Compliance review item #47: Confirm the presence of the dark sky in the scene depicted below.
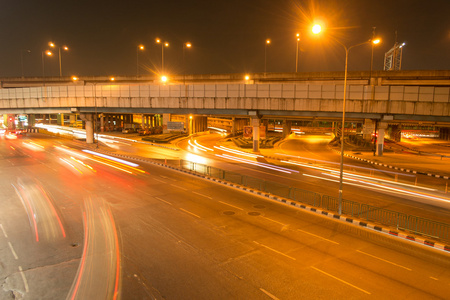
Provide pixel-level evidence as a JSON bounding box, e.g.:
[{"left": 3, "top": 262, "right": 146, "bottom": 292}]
[{"left": 0, "top": 0, "right": 449, "bottom": 77}]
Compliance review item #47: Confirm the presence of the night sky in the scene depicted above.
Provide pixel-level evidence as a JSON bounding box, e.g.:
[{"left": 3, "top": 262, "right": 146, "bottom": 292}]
[{"left": 1, "top": 0, "right": 449, "bottom": 78}]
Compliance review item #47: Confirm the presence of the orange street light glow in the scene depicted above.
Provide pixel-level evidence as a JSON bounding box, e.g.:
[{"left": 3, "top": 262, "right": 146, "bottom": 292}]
[{"left": 312, "top": 24, "right": 322, "bottom": 34}]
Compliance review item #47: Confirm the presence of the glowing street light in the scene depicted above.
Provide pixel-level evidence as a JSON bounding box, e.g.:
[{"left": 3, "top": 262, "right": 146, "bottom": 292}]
[
  {"left": 49, "top": 42, "right": 69, "bottom": 77},
  {"left": 156, "top": 38, "right": 169, "bottom": 73},
  {"left": 137, "top": 44, "right": 145, "bottom": 77},
  {"left": 312, "top": 24, "right": 381, "bottom": 214},
  {"left": 264, "top": 39, "right": 271, "bottom": 75},
  {"left": 312, "top": 24, "right": 322, "bottom": 35}
]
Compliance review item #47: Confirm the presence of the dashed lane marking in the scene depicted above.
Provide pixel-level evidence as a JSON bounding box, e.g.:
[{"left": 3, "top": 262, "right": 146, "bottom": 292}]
[
  {"left": 8, "top": 242, "right": 18, "bottom": 260},
  {"left": 261, "top": 216, "right": 287, "bottom": 227},
  {"left": 356, "top": 250, "right": 412, "bottom": 271},
  {"left": 312, "top": 266, "right": 371, "bottom": 295},
  {"left": 179, "top": 208, "right": 201, "bottom": 219},
  {"left": 192, "top": 191, "right": 213, "bottom": 199},
  {"left": 260, "top": 288, "right": 280, "bottom": 300},
  {"left": 253, "top": 241, "right": 296, "bottom": 261},
  {"left": 0, "top": 224, "right": 8, "bottom": 238},
  {"left": 154, "top": 196, "right": 173, "bottom": 206},
  {"left": 18, "top": 266, "right": 29, "bottom": 293},
  {"left": 170, "top": 184, "right": 188, "bottom": 191},
  {"left": 296, "top": 229, "right": 339, "bottom": 245}
]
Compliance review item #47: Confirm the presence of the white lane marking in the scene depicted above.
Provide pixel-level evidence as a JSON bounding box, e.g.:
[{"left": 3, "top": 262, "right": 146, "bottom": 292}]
[
  {"left": 253, "top": 241, "right": 296, "bottom": 261},
  {"left": 0, "top": 224, "right": 8, "bottom": 238},
  {"left": 170, "top": 184, "right": 188, "bottom": 191},
  {"left": 356, "top": 250, "right": 411, "bottom": 271},
  {"left": 261, "top": 216, "right": 287, "bottom": 227},
  {"left": 218, "top": 201, "right": 244, "bottom": 211},
  {"left": 18, "top": 266, "right": 29, "bottom": 292},
  {"left": 297, "top": 229, "right": 339, "bottom": 245},
  {"left": 8, "top": 242, "right": 18, "bottom": 260},
  {"left": 312, "top": 266, "right": 371, "bottom": 295},
  {"left": 154, "top": 197, "right": 172, "bottom": 205},
  {"left": 152, "top": 178, "right": 167, "bottom": 184},
  {"left": 260, "top": 288, "right": 280, "bottom": 300},
  {"left": 179, "top": 208, "right": 201, "bottom": 219},
  {"left": 192, "top": 191, "right": 212, "bottom": 199}
]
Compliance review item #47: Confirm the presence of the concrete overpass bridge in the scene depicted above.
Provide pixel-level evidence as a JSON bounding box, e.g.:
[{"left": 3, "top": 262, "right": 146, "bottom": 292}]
[{"left": 1, "top": 70, "right": 449, "bottom": 154}]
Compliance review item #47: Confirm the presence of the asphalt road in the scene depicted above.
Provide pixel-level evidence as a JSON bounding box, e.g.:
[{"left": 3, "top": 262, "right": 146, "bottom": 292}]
[{"left": 1, "top": 134, "right": 450, "bottom": 299}]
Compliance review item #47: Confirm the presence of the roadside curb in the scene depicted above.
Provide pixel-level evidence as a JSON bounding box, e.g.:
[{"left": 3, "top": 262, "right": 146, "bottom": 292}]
[{"left": 91, "top": 148, "right": 450, "bottom": 254}]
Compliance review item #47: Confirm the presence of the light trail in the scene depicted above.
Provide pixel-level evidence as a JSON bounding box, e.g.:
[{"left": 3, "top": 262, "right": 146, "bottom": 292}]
[
  {"left": 216, "top": 154, "right": 299, "bottom": 174},
  {"left": 82, "top": 150, "right": 140, "bottom": 167},
  {"left": 214, "top": 145, "right": 263, "bottom": 158}
]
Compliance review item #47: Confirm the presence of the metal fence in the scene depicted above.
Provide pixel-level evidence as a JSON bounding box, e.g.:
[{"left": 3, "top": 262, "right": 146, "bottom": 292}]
[{"left": 180, "top": 160, "right": 450, "bottom": 244}]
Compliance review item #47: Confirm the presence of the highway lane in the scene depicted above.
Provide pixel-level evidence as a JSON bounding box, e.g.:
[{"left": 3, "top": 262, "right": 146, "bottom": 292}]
[
  {"left": 1, "top": 134, "right": 450, "bottom": 299},
  {"left": 175, "top": 134, "right": 450, "bottom": 224}
]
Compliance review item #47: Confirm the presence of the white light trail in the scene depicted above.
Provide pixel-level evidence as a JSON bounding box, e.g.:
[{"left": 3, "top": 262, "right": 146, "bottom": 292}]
[{"left": 216, "top": 154, "right": 298, "bottom": 174}]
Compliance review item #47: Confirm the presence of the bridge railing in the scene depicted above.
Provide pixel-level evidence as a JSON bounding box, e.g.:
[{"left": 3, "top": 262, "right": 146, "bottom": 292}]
[{"left": 180, "top": 160, "right": 450, "bottom": 244}]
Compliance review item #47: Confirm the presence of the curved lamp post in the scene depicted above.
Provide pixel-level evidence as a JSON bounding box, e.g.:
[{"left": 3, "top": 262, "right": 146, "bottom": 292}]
[
  {"left": 49, "top": 42, "right": 69, "bottom": 77},
  {"left": 137, "top": 44, "right": 145, "bottom": 77},
  {"left": 313, "top": 24, "right": 380, "bottom": 214},
  {"left": 264, "top": 39, "right": 271, "bottom": 75},
  {"left": 155, "top": 38, "right": 169, "bottom": 74}
]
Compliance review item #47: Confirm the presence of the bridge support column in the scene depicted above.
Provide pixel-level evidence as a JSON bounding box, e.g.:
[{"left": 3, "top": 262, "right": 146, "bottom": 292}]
[
  {"left": 163, "top": 114, "right": 171, "bottom": 133},
  {"left": 363, "top": 119, "right": 375, "bottom": 141},
  {"left": 282, "top": 120, "right": 291, "bottom": 138},
  {"left": 439, "top": 128, "right": 450, "bottom": 141},
  {"left": 27, "top": 114, "right": 35, "bottom": 127},
  {"left": 390, "top": 124, "right": 402, "bottom": 142},
  {"left": 375, "top": 121, "right": 388, "bottom": 156},
  {"left": 80, "top": 114, "right": 94, "bottom": 144},
  {"left": 100, "top": 114, "right": 104, "bottom": 132},
  {"left": 252, "top": 118, "right": 260, "bottom": 152},
  {"left": 57, "top": 114, "right": 64, "bottom": 126}
]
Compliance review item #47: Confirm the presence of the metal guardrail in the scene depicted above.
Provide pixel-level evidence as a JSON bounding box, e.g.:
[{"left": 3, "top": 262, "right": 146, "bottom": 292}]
[{"left": 180, "top": 160, "right": 450, "bottom": 243}]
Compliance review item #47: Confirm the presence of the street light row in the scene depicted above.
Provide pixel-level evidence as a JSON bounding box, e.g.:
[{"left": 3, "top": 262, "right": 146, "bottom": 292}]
[{"left": 137, "top": 38, "right": 192, "bottom": 77}]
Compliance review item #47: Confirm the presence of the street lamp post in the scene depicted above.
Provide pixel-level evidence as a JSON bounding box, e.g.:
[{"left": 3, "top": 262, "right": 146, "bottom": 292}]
[
  {"left": 156, "top": 38, "right": 169, "bottom": 74},
  {"left": 20, "top": 49, "right": 31, "bottom": 78},
  {"left": 183, "top": 42, "right": 192, "bottom": 85},
  {"left": 264, "top": 39, "right": 271, "bottom": 75},
  {"left": 295, "top": 33, "right": 300, "bottom": 72},
  {"left": 41, "top": 50, "right": 53, "bottom": 79},
  {"left": 137, "top": 44, "right": 145, "bottom": 77},
  {"left": 312, "top": 24, "right": 380, "bottom": 214},
  {"left": 49, "top": 42, "right": 69, "bottom": 77}
]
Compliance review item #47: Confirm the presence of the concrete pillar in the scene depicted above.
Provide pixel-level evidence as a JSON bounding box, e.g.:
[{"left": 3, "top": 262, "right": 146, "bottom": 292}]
[
  {"left": 363, "top": 119, "right": 376, "bottom": 141},
  {"left": 252, "top": 118, "right": 260, "bottom": 152},
  {"left": 390, "top": 124, "right": 402, "bottom": 142},
  {"left": 100, "top": 114, "right": 105, "bottom": 132},
  {"left": 28, "top": 115, "right": 36, "bottom": 127},
  {"left": 282, "top": 120, "right": 291, "bottom": 138},
  {"left": 376, "top": 121, "right": 388, "bottom": 156},
  {"left": 80, "top": 114, "right": 94, "bottom": 144},
  {"left": 57, "top": 114, "right": 64, "bottom": 126},
  {"left": 69, "top": 114, "right": 77, "bottom": 126},
  {"left": 163, "top": 114, "right": 171, "bottom": 133}
]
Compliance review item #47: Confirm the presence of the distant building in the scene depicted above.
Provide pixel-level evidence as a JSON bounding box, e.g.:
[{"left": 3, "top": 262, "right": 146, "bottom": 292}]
[{"left": 384, "top": 42, "right": 406, "bottom": 71}]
